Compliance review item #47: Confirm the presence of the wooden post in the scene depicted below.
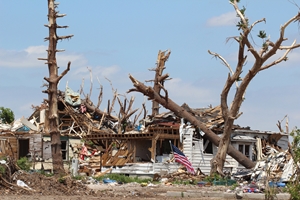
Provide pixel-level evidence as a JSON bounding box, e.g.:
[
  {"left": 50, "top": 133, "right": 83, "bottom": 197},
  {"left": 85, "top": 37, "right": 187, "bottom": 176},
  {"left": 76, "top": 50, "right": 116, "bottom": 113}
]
[
  {"left": 148, "top": 134, "right": 159, "bottom": 162},
  {"left": 132, "top": 140, "right": 136, "bottom": 163},
  {"left": 99, "top": 152, "right": 102, "bottom": 172}
]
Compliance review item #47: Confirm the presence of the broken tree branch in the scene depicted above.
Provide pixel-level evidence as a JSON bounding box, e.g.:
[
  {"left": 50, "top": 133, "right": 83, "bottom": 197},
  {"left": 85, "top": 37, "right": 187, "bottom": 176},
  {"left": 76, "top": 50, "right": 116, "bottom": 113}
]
[
  {"left": 128, "top": 74, "right": 255, "bottom": 169},
  {"left": 96, "top": 77, "right": 103, "bottom": 109}
]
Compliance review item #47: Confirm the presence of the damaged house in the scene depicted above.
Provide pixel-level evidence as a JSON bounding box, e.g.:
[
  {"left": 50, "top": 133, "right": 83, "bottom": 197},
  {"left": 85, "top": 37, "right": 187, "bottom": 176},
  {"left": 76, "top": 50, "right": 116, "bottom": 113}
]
[
  {"left": 5, "top": 86, "right": 287, "bottom": 178},
  {"left": 0, "top": 64, "right": 290, "bottom": 178},
  {"left": 0, "top": 117, "right": 42, "bottom": 165}
]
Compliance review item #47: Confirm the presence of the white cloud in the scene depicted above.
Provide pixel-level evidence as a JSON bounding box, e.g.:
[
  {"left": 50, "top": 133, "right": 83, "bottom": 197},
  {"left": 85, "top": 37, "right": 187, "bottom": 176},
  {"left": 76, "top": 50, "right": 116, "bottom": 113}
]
[
  {"left": 93, "top": 65, "right": 120, "bottom": 78},
  {"left": 0, "top": 46, "right": 87, "bottom": 68},
  {"left": 25, "top": 46, "right": 47, "bottom": 54},
  {"left": 56, "top": 53, "right": 87, "bottom": 68},
  {"left": 207, "top": 11, "right": 236, "bottom": 27},
  {"left": 164, "top": 78, "right": 217, "bottom": 107},
  {"left": 71, "top": 65, "right": 121, "bottom": 80}
]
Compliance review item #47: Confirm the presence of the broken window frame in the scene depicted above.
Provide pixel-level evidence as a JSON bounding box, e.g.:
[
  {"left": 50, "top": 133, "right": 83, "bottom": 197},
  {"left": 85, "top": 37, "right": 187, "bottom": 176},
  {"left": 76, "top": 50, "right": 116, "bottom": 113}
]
[
  {"left": 202, "top": 137, "right": 213, "bottom": 154},
  {"left": 61, "top": 140, "right": 68, "bottom": 161},
  {"left": 237, "top": 143, "right": 251, "bottom": 159}
]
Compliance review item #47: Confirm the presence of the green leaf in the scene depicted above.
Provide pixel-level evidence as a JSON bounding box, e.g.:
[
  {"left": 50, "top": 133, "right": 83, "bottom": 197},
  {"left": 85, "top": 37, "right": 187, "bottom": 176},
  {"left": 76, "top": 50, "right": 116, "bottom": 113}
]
[{"left": 257, "top": 30, "right": 267, "bottom": 39}]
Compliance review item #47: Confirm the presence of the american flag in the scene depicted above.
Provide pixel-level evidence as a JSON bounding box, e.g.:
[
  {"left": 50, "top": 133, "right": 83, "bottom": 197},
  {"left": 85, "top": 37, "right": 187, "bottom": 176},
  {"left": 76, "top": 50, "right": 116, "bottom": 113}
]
[{"left": 171, "top": 144, "right": 195, "bottom": 174}]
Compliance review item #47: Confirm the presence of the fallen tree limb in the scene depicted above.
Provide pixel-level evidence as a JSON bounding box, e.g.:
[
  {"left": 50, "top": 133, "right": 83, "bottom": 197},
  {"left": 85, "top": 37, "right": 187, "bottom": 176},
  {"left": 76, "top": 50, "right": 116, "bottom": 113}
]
[{"left": 128, "top": 74, "right": 255, "bottom": 169}]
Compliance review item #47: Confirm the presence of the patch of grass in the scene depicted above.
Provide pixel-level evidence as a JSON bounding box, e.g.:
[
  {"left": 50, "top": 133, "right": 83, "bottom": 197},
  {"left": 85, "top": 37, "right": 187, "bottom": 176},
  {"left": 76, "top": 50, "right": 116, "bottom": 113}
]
[
  {"left": 172, "top": 178, "right": 196, "bottom": 185},
  {"left": 212, "top": 173, "right": 222, "bottom": 181},
  {"left": 38, "top": 170, "right": 54, "bottom": 177},
  {"left": 265, "top": 185, "right": 278, "bottom": 200},
  {"left": 230, "top": 183, "right": 239, "bottom": 190},
  {"left": 203, "top": 173, "right": 223, "bottom": 184},
  {"left": 94, "top": 173, "right": 152, "bottom": 184},
  {"left": 286, "top": 182, "right": 300, "bottom": 200},
  {"left": 0, "top": 165, "right": 6, "bottom": 174},
  {"left": 203, "top": 175, "right": 214, "bottom": 183},
  {"left": 0, "top": 156, "right": 7, "bottom": 161},
  {"left": 72, "top": 175, "right": 85, "bottom": 180},
  {"left": 58, "top": 176, "right": 67, "bottom": 184}
]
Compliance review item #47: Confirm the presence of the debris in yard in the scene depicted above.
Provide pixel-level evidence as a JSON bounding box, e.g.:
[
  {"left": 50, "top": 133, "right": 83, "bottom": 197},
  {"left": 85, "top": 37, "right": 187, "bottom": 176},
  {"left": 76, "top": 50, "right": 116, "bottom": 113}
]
[
  {"left": 155, "top": 167, "right": 206, "bottom": 184},
  {"left": 232, "top": 141, "right": 295, "bottom": 185},
  {"left": 0, "top": 156, "right": 94, "bottom": 196}
]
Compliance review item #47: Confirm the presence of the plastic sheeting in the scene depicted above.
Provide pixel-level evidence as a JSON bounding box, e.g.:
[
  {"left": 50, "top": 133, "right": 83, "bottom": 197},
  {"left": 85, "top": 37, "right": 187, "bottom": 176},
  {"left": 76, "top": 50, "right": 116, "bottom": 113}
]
[{"left": 65, "top": 86, "right": 81, "bottom": 106}]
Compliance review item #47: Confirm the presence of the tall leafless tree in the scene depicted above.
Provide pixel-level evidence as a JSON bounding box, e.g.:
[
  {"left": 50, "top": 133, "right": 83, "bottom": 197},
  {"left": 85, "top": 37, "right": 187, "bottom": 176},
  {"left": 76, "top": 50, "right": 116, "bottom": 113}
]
[
  {"left": 128, "top": 51, "right": 255, "bottom": 169},
  {"left": 148, "top": 50, "right": 171, "bottom": 116},
  {"left": 209, "top": 0, "right": 300, "bottom": 175},
  {"left": 38, "top": 0, "right": 73, "bottom": 174}
]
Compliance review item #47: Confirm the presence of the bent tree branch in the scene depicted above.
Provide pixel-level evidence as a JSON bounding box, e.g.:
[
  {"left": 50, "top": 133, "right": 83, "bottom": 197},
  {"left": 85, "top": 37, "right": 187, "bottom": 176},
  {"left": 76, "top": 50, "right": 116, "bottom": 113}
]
[{"left": 128, "top": 74, "right": 255, "bottom": 169}]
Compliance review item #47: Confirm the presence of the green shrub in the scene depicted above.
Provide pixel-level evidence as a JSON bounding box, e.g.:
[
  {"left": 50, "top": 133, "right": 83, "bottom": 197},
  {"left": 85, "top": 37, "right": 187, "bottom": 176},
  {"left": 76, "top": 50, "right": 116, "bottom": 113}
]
[
  {"left": 204, "top": 173, "right": 222, "bottom": 183},
  {"left": 17, "top": 157, "right": 31, "bottom": 171},
  {"left": 213, "top": 173, "right": 222, "bottom": 181},
  {"left": 0, "top": 107, "right": 14, "bottom": 124}
]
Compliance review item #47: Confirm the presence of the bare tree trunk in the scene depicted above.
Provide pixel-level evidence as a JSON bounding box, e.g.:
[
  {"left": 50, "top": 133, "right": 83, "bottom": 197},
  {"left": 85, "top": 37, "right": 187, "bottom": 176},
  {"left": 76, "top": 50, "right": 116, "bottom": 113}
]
[
  {"left": 128, "top": 75, "right": 255, "bottom": 169},
  {"left": 210, "top": 119, "right": 234, "bottom": 175},
  {"left": 39, "top": 0, "right": 73, "bottom": 175},
  {"left": 47, "top": 0, "right": 64, "bottom": 175},
  {"left": 151, "top": 50, "right": 171, "bottom": 116}
]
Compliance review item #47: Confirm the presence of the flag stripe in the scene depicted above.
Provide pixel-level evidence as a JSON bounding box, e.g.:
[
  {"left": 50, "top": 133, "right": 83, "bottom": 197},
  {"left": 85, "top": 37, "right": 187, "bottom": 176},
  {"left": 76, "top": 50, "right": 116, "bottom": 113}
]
[{"left": 171, "top": 144, "right": 195, "bottom": 174}]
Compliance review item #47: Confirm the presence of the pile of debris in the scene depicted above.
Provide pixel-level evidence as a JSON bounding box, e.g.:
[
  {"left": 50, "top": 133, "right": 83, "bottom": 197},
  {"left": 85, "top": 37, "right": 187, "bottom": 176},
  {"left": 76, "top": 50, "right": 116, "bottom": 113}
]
[
  {"left": 0, "top": 157, "right": 94, "bottom": 196},
  {"left": 251, "top": 150, "right": 294, "bottom": 183},
  {"left": 153, "top": 167, "right": 206, "bottom": 184},
  {"left": 233, "top": 145, "right": 296, "bottom": 186}
]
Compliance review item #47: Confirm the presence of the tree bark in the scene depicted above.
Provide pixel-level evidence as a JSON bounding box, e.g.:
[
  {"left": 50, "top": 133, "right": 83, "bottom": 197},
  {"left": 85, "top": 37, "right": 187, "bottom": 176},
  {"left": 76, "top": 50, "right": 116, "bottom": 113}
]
[
  {"left": 46, "top": 0, "right": 64, "bottom": 175},
  {"left": 41, "top": 0, "right": 72, "bottom": 175},
  {"left": 128, "top": 75, "right": 255, "bottom": 169},
  {"left": 151, "top": 50, "right": 170, "bottom": 116}
]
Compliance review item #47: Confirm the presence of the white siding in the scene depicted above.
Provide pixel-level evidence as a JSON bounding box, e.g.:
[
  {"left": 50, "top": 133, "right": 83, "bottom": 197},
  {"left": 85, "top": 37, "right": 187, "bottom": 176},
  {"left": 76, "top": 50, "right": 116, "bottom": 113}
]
[
  {"left": 101, "top": 162, "right": 181, "bottom": 175},
  {"left": 182, "top": 128, "right": 193, "bottom": 160}
]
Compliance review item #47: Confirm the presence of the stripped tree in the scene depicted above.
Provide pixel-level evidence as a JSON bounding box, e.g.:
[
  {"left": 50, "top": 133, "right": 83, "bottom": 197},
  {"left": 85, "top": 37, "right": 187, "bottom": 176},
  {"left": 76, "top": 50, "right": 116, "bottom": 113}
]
[
  {"left": 146, "top": 50, "right": 171, "bottom": 116},
  {"left": 128, "top": 51, "right": 255, "bottom": 169},
  {"left": 38, "top": 0, "right": 73, "bottom": 174},
  {"left": 209, "top": 0, "right": 300, "bottom": 175}
]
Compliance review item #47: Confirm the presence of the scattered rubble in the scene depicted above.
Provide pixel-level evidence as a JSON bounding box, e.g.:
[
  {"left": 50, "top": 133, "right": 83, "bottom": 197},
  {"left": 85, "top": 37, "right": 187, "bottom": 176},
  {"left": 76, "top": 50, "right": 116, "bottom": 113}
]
[
  {"left": 0, "top": 82, "right": 296, "bottom": 198},
  {"left": 0, "top": 157, "right": 93, "bottom": 196},
  {"left": 232, "top": 139, "right": 296, "bottom": 185}
]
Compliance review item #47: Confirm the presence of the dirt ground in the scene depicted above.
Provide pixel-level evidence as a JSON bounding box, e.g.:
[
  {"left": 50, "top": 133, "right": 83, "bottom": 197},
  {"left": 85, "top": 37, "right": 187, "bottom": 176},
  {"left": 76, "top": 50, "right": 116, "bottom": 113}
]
[
  {"left": 0, "top": 171, "right": 232, "bottom": 200},
  {"left": 0, "top": 184, "right": 229, "bottom": 200}
]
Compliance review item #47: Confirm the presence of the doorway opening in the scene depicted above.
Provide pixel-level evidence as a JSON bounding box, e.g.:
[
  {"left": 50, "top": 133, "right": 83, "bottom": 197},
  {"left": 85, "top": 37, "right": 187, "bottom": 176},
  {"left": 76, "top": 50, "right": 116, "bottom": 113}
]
[{"left": 19, "top": 139, "right": 30, "bottom": 159}]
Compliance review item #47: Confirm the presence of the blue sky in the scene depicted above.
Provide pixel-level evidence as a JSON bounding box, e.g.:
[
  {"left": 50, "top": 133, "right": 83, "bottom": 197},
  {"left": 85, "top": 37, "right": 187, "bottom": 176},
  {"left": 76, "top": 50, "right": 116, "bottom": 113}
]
[{"left": 1, "top": 0, "right": 300, "bottom": 132}]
